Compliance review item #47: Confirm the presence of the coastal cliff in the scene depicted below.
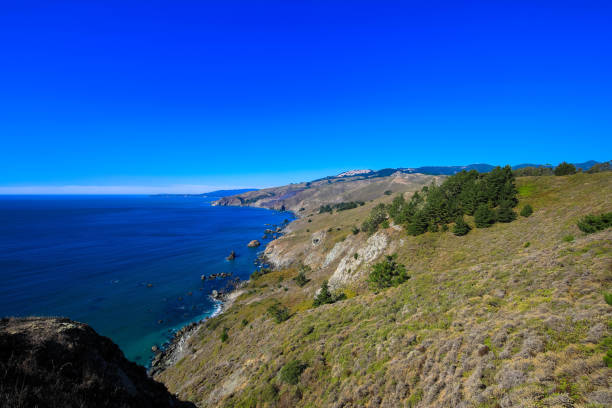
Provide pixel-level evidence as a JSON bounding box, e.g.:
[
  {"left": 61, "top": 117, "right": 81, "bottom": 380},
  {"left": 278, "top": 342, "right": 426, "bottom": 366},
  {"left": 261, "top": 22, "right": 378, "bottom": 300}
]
[
  {"left": 213, "top": 172, "right": 441, "bottom": 213},
  {"left": 156, "top": 172, "right": 612, "bottom": 407},
  {"left": 0, "top": 317, "right": 194, "bottom": 408}
]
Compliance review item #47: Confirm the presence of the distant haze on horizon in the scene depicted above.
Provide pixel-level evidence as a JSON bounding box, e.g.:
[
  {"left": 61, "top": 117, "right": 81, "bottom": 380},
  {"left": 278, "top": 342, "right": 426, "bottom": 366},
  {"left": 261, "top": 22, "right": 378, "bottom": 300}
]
[
  {"left": 0, "top": 159, "right": 602, "bottom": 195},
  {"left": 1, "top": 1, "right": 610, "bottom": 193}
]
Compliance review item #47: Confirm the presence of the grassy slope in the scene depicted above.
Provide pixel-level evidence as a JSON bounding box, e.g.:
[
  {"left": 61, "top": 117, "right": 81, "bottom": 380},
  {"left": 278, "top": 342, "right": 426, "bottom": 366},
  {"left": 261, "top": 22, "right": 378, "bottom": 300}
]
[{"left": 157, "top": 172, "right": 612, "bottom": 408}]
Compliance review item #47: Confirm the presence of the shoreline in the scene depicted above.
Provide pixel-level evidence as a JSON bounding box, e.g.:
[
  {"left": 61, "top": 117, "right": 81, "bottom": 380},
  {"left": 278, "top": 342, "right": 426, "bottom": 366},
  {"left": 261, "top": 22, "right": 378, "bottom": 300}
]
[
  {"left": 148, "top": 206, "right": 296, "bottom": 377},
  {"left": 148, "top": 286, "right": 246, "bottom": 377}
]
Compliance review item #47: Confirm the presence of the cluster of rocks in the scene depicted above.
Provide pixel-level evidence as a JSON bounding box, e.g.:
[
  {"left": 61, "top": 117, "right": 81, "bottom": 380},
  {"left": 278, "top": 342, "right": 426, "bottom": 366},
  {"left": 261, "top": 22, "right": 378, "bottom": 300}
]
[
  {"left": 201, "top": 272, "right": 232, "bottom": 280},
  {"left": 247, "top": 239, "right": 260, "bottom": 247}
]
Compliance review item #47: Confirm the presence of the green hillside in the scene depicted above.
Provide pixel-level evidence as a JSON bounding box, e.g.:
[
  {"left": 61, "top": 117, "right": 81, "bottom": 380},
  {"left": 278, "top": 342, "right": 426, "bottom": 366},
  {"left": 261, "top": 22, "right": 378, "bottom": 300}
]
[{"left": 157, "top": 172, "right": 612, "bottom": 408}]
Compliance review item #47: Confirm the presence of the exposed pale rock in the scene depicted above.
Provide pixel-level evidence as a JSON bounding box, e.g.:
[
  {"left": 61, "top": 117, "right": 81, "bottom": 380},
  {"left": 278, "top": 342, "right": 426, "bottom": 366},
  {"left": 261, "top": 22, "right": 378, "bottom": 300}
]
[
  {"left": 247, "top": 240, "right": 260, "bottom": 248},
  {"left": 328, "top": 231, "right": 388, "bottom": 290}
]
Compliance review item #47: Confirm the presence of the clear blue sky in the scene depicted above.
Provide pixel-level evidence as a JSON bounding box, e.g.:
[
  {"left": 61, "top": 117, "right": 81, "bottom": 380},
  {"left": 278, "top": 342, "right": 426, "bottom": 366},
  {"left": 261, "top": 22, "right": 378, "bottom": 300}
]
[{"left": 1, "top": 1, "right": 611, "bottom": 193}]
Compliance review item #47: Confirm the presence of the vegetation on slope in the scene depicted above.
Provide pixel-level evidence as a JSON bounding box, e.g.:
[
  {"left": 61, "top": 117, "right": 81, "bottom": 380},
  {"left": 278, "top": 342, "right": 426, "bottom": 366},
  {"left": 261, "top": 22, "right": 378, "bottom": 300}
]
[
  {"left": 157, "top": 172, "right": 612, "bottom": 408},
  {"left": 362, "top": 166, "right": 519, "bottom": 236}
]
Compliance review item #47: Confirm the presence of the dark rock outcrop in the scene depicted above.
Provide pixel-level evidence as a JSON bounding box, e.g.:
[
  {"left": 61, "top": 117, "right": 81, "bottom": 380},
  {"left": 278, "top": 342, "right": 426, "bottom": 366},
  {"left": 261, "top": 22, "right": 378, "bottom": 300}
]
[{"left": 0, "top": 317, "right": 195, "bottom": 408}]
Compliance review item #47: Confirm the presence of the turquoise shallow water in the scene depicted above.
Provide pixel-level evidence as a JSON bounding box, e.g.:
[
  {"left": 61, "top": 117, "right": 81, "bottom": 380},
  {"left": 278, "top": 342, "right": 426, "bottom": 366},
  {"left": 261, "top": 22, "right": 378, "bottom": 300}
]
[{"left": 0, "top": 195, "right": 290, "bottom": 364}]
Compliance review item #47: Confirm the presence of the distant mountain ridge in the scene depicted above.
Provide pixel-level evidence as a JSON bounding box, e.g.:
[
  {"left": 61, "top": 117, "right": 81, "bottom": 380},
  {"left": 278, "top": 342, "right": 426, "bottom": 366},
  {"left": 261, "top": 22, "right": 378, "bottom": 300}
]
[{"left": 328, "top": 160, "right": 601, "bottom": 180}]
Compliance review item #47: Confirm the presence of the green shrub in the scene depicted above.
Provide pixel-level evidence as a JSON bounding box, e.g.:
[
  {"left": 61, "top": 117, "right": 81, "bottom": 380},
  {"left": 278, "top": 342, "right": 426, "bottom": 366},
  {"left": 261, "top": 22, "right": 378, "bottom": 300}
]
[
  {"left": 312, "top": 280, "right": 345, "bottom": 307},
  {"left": 241, "top": 319, "right": 249, "bottom": 327},
  {"left": 220, "top": 327, "right": 229, "bottom": 343},
  {"left": 368, "top": 255, "right": 409, "bottom": 289},
  {"left": 563, "top": 234, "right": 574, "bottom": 242},
  {"left": 267, "top": 303, "right": 290, "bottom": 323},
  {"left": 250, "top": 268, "right": 271, "bottom": 280},
  {"left": 293, "top": 270, "right": 309, "bottom": 287},
  {"left": 279, "top": 360, "right": 307, "bottom": 385},
  {"left": 259, "top": 383, "right": 279, "bottom": 402},
  {"left": 586, "top": 161, "right": 611, "bottom": 173},
  {"left": 319, "top": 205, "right": 333, "bottom": 214},
  {"left": 474, "top": 204, "right": 496, "bottom": 228},
  {"left": 353, "top": 253, "right": 359, "bottom": 259},
  {"left": 524, "top": 241, "right": 530, "bottom": 248},
  {"left": 351, "top": 226, "right": 360, "bottom": 235},
  {"left": 554, "top": 161, "right": 577, "bottom": 176},
  {"left": 604, "top": 350, "right": 612, "bottom": 368},
  {"left": 362, "top": 203, "right": 388, "bottom": 235},
  {"left": 605, "top": 292, "right": 612, "bottom": 306},
  {"left": 576, "top": 212, "right": 612, "bottom": 234},
  {"left": 384, "top": 190, "right": 392, "bottom": 195},
  {"left": 520, "top": 204, "right": 533, "bottom": 217},
  {"left": 452, "top": 216, "right": 471, "bottom": 236}
]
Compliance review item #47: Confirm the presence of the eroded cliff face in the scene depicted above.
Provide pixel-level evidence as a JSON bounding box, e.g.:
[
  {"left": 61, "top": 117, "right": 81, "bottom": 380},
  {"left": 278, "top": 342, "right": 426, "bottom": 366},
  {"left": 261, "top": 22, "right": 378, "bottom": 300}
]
[{"left": 0, "top": 317, "right": 194, "bottom": 408}]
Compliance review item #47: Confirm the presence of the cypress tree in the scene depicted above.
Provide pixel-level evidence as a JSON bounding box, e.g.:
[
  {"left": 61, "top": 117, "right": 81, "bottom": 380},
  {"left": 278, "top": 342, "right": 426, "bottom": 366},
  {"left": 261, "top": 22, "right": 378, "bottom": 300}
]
[
  {"left": 474, "top": 204, "right": 495, "bottom": 228},
  {"left": 406, "top": 211, "right": 428, "bottom": 236},
  {"left": 497, "top": 201, "right": 517, "bottom": 223},
  {"left": 313, "top": 281, "right": 334, "bottom": 306},
  {"left": 453, "top": 216, "right": 471, "bottom": 236}
]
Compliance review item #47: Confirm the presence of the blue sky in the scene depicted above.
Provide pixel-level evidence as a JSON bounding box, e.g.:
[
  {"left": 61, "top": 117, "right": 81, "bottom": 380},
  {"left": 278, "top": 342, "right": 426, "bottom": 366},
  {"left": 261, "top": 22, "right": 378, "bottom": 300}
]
[{"left": 1, "top": 1, "right": 611, "bottom": 193}]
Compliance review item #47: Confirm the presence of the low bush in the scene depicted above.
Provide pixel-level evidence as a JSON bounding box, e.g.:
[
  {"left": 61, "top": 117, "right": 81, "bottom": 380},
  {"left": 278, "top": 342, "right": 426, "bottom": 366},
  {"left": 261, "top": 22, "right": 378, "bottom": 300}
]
[
  {"left": 520, "top": 204, "right": 533, "bottom": 217},
  {"left": 576, "top": 212, "right": 612, "bottom": 234},
  {"left": 267, "top": 303, "right": 290, "bottom": 323},
  {"left": 279, "top": 360, "right": 307, "bottom": 385},
  {"left": 368, "top": 255, "right": 409, "bottom": 289},
  {"left": 220, "top": 327, "right": 229, "bottom": 343},
  {"left": 313, "top": 281, "right": 346, "bottom": 307},
  {"left": 293, "top": 270, "right": 309, "bottom": 287},
  {"left": 362, "top": 203, "right": 388, "bottom": 235}
]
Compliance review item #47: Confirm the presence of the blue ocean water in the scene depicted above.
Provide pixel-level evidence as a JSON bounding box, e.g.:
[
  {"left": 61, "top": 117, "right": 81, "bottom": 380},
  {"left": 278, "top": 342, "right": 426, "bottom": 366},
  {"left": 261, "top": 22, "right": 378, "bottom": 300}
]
[{"left": 0, "top": 195, "right": 290, "bottom": 364}]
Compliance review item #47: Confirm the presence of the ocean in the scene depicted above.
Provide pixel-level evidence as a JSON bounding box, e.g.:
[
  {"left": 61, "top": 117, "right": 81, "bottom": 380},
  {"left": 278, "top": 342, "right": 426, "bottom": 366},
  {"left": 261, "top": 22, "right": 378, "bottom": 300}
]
[{"left": 0, "top": 195, "right": 290, "bottom": 364}]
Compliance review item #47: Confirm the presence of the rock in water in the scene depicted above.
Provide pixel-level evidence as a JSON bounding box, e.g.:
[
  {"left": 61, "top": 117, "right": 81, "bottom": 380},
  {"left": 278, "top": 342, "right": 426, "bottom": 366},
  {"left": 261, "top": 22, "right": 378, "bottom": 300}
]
[
  {"left": 0, "top": 316, "right": 194, "bottom": 408},
  {"left": 226, "top": 250, "right": 236, "bottom": 261},
  {"left": 247, "top": 240, "right": 261, "bottom": 248}
]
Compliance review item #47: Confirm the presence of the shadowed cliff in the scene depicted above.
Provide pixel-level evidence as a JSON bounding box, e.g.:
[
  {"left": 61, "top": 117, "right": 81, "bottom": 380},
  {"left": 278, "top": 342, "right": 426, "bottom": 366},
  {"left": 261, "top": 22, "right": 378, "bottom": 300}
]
[{"left": 0, "top": 317, "right": 195, "bottom": 408}]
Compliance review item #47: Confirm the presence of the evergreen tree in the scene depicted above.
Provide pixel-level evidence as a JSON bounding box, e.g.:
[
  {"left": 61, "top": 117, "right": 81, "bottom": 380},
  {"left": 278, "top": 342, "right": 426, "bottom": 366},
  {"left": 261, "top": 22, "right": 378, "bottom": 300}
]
[
  {"left": 453, "top": 216, "right": 471, "bottom": 236},
  {"left": 458, "top": 180, "right": 478, "bottom": 215},
  {"left": 406, "top": 211, "right": 428, "bottom": 236},
  {"left": 554, "top": 161, "right": 577, "bottom": 176},
  {"left": 313, "top": 281, "right": 334, "bottom": 306},
  {"left": 368, "top": 255, "right": 409, "bottom": 289},
  {"left": 388, "top": 194, "right": 407, "bottom": 223},
  {"left": 474, "top": 204, "right": 496, "bottom": 228},
  {"left": 520, "top": 204, "right": 533, "bottom": 217},
  {"left": 497, "top": 201, "right": 517, "bottom": 223}
]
